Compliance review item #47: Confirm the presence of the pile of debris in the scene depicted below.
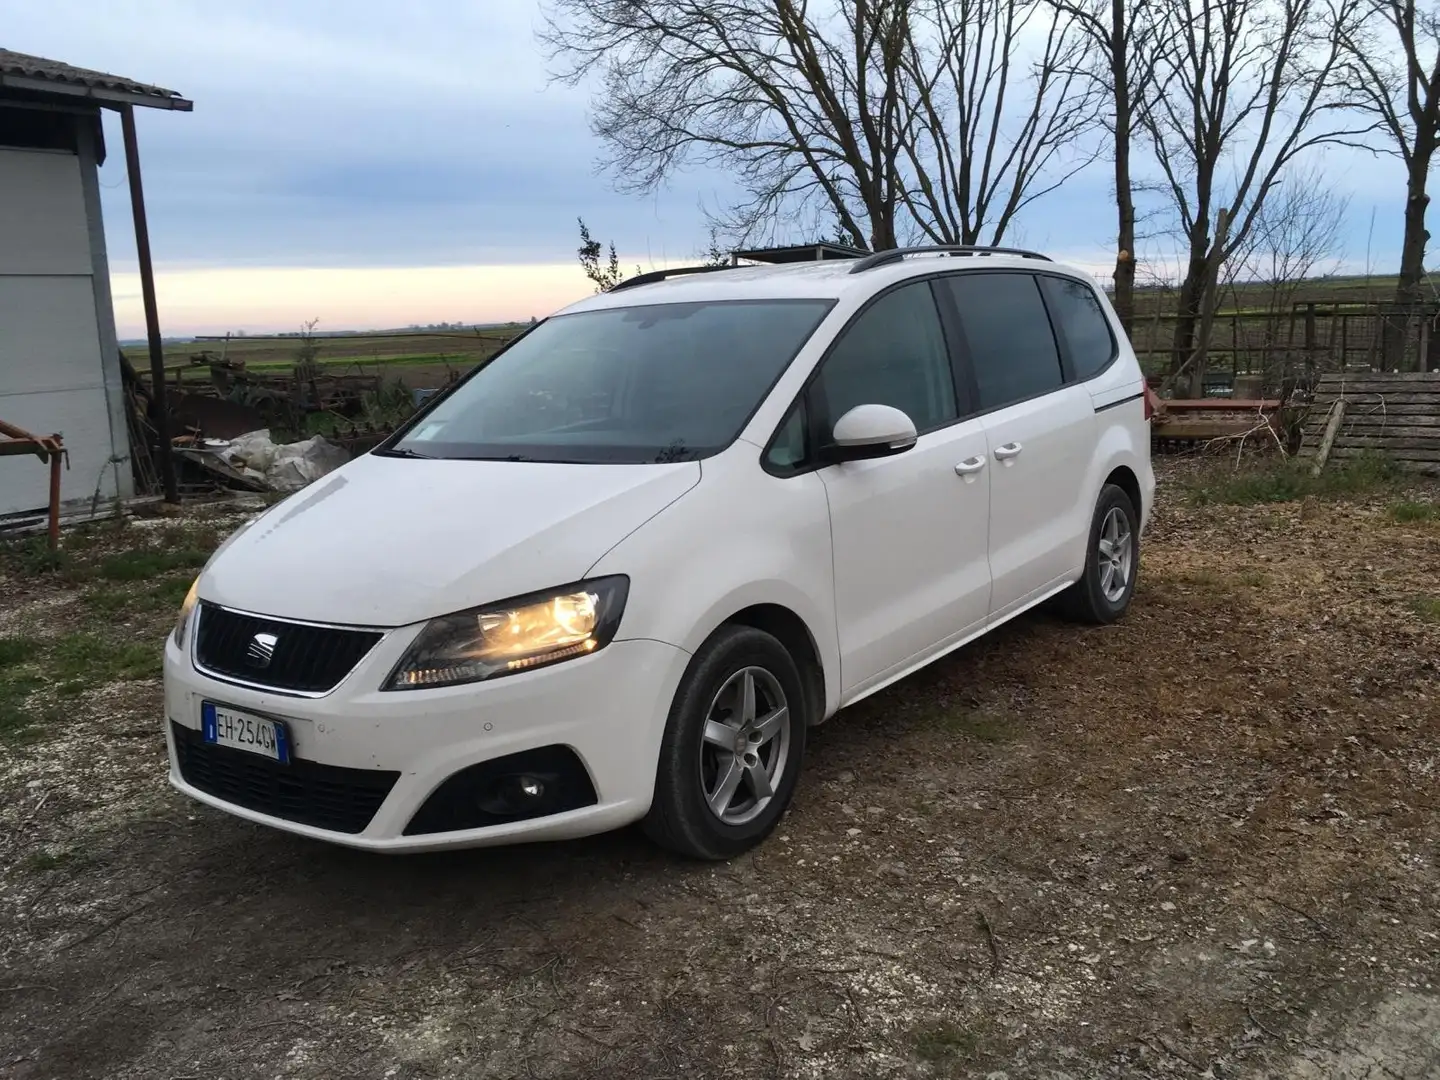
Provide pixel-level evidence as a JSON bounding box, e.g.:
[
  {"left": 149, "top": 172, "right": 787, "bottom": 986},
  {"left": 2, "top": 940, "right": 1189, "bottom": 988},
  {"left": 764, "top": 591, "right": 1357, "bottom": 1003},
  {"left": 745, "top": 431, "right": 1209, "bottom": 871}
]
[{"left": 172, "top": 429, "right": 350, "bottom": 493}]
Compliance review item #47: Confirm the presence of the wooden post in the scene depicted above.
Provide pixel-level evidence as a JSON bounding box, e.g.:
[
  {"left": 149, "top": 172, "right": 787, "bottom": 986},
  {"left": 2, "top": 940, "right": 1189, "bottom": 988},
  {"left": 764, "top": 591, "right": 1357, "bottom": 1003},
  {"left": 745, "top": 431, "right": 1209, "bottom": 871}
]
[
  {"left": 47, "top": 444, "right": 62, "bottom": 551},
  {"left": 1311, "top": 399, "right": 1347, "bottom": 477},
  {"left": 120, "top": 105, "right": 179, "bottom": 504}
]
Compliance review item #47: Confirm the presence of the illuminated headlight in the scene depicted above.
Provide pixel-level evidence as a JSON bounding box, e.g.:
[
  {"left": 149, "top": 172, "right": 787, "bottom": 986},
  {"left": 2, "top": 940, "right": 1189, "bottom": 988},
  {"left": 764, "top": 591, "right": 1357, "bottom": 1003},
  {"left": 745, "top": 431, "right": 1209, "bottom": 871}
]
[
  {"left": 173, "top": 577, "right": 200, "bottom": 648},
  {"left": 384, "top": 576, "right": 629, "bottom": 690}
]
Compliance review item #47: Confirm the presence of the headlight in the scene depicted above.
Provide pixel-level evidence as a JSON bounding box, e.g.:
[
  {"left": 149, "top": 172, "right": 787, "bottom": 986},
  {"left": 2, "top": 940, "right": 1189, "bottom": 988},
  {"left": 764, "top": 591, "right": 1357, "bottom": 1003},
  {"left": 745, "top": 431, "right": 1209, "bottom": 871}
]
[
  {"left": 384, "top": 576, "right": 629, "bottom": 690},
  {"left": 173, "top": 577, "right": 200, "bottom": 648}
]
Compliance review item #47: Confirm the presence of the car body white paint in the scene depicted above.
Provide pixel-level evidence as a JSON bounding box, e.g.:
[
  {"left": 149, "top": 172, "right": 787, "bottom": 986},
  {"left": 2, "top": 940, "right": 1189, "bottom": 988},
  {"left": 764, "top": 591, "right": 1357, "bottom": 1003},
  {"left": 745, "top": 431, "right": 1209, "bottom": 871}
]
[{"left": 163, "top": 252, "right": 1156, "bottom": 852}]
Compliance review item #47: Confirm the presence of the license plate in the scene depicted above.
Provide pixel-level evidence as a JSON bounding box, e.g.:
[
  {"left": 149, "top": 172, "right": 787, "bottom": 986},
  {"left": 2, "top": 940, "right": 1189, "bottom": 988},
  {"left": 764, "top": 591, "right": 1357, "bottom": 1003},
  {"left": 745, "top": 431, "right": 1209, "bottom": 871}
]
[{"left": 201, "top": 701, "right": 290, "bottom": 764}]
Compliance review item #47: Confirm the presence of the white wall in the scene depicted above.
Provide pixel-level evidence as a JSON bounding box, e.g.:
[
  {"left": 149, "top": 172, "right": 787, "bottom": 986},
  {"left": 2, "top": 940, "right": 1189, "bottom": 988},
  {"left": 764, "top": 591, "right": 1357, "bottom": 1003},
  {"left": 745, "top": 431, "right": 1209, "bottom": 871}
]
[{"left": 0, "top": 144, "right": 128, "bottom": 517}]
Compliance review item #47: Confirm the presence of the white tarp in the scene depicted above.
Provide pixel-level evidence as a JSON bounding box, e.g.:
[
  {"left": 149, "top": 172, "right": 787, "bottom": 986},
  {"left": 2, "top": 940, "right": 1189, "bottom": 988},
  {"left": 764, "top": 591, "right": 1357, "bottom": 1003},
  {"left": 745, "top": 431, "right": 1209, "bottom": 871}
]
[{"left": 203, "top": 429, "right": 350, "bottom": 492}]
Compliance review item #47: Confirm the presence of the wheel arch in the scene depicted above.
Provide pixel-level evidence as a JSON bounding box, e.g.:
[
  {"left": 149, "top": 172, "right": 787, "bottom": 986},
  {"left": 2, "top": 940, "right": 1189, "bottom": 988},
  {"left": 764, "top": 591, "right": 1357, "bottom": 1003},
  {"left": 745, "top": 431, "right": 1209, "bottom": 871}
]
[{"left": 723, "top": 603, "right": 828, "bottom": 726}]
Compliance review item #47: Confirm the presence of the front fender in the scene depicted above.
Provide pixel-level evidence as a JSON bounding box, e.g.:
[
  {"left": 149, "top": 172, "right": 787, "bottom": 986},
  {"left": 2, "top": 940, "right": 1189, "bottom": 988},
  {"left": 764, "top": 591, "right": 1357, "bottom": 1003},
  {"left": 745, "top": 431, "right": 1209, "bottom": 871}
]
[{"left": 586, "top": 451, "right": 842, "bottom": 718}]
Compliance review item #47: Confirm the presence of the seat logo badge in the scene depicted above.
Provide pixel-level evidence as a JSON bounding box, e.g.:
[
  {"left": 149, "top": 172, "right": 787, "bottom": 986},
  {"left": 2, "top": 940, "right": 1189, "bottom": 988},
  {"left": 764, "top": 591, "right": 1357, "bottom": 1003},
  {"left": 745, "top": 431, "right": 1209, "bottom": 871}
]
[{"left": 246, "top": 632, "right": 279, "bottom": 668}]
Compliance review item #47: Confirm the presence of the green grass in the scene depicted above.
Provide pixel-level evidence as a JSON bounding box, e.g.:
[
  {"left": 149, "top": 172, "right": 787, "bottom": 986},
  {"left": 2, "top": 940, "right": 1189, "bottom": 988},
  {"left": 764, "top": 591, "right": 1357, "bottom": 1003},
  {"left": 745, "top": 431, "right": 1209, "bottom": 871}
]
[
  {"left": 83, "top": 576, "right": 192, "bottom": 617},
  {"left": 0, "top": 671, "right": 48, "bottom": 742},
  {"left": 1185, "top": 453, "right": 1403, "bottom": 506},
  {"left": 911, "top": 1022, "right": 978, "bottom": 1062},
  {"left": 96, "top": 547, "right": 210, "bottom": 582},
  {"left": 1390, "top": 500, "right": 1440, "bottom": 524},
  {"left": 48, "top": 632, "right": 163, "bottom": 695},
  {"left": 0, "top": 636, "right": 42, "bottom": 668},
  {"left": 1, "top": 536, "right": 71, "bottom": 577},
  {"left": 1408, "top": 596, "right": 1440, "bottom": 622}
]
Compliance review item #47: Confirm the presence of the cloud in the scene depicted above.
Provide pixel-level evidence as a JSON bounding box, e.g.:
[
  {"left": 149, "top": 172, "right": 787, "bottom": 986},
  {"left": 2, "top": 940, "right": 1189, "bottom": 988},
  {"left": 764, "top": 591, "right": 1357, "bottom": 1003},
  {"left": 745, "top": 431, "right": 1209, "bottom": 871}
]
[{"left": 1, "top": 0, "right": 1419, "bottom": 332}]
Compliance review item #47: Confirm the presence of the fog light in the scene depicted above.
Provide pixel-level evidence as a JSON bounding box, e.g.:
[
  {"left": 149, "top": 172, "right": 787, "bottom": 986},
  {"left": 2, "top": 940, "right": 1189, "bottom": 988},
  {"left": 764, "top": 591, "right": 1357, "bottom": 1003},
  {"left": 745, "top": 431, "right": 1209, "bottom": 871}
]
[{"left": 518, "top": 776, "right": 545, "bottom": 800}]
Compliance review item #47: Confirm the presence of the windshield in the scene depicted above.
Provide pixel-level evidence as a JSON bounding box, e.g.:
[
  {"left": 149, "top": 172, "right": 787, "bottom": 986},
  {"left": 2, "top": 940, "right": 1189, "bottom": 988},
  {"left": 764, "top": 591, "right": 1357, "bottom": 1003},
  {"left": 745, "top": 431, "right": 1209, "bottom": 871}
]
[{"left": 386, "top": 299, "right": 834, "bottom": 464}]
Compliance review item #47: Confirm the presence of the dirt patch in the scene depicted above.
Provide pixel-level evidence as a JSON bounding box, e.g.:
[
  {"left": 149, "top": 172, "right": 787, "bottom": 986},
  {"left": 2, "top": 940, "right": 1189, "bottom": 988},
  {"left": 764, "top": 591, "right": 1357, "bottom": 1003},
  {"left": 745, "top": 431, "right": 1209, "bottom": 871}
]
[{"left": 2, "top": 461, "right": 1439, "bottom": 1078}]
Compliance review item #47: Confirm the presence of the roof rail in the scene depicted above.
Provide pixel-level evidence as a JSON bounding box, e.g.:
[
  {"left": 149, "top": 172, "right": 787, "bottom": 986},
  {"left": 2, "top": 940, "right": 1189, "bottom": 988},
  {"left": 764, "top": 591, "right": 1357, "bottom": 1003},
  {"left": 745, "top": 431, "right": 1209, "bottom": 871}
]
[
  {"left": 847, "top": 245, "right": 1051, "bottom": 273},
  {"left": 609, "top": 265, "right": 734, "bottom": 292}
]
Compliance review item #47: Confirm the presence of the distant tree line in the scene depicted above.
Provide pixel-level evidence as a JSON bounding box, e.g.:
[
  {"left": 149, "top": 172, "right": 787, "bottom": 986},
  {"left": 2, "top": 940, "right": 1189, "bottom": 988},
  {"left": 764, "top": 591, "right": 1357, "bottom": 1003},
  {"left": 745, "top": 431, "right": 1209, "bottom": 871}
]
[{"left": 546, "top": 0, "right": 1440, "bottom": 373}]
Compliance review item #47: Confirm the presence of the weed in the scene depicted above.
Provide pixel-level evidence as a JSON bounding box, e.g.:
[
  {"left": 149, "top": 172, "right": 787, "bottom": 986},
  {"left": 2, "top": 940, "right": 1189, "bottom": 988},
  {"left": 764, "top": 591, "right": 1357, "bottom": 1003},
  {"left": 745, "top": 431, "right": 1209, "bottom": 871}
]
[
  {"left": 0, "top": 671, "right": 47, "bottom": 742},
  {"left": 0, "top": 636, "right": 41, "bottom": 668},
  {"left": 1185, "top": 453, "right": 1402, "bottom": 506},
  {"left": 911, "top": 1022, "right": 977, "bottom": 1062},
  {"left": 1, "top": 537, "right": 71, "bottom": 576},
  {"left": 1390, "top": 500, "right": 1439, "bottom": 524},
  {"left": 1408, "top": 596, "right": 1440, "bottom": 623},
  {"left": 48, "top": 632, "right": 162, "bottom": 694},
  {"left": 97, "top": 547, "right": 209, "bottom": 582}
]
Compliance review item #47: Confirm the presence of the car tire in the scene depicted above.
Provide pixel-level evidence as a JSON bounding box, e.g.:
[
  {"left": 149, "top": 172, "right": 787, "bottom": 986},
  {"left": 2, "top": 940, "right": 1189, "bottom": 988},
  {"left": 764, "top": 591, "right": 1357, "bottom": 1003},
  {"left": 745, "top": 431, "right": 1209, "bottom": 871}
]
[
  {"left": 643, "top": 625, "right": 807, "bottom": 860},
  {"left": 1058, "top": 483, "right": 1140, "bottom": 625}
]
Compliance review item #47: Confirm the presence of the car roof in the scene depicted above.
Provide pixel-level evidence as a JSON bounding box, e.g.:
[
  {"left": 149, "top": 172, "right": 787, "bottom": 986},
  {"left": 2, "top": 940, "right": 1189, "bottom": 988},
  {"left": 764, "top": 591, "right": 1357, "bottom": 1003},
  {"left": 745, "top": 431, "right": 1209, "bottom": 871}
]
[{"left": 558, "top": 252, "right": 1101, "bottom": 315}]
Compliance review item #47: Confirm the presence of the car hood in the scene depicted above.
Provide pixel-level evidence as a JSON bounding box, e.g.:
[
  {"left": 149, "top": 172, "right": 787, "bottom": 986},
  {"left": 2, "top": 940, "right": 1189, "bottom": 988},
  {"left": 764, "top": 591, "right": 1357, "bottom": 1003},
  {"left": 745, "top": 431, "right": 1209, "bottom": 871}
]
[{"left": 199, "top": 454, "right": 701, "bottom": 627}]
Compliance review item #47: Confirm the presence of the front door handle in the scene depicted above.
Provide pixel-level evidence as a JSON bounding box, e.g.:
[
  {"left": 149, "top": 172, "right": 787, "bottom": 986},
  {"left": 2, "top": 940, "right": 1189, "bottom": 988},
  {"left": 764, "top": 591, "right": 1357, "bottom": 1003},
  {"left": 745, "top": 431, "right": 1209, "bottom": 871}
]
[
  {"left": 993, "top": 442, "right": 1024, "bottom": 460},
  {"left": 954, "top": 455, "right": 987, "bottom": 475}
]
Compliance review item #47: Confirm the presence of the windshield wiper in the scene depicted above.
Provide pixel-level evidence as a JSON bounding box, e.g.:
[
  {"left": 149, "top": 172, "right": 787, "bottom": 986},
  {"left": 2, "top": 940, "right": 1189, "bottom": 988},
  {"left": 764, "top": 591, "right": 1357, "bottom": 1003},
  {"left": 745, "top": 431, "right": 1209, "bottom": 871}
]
[{"left": 375, "top": 446, "right": 433, "bottom": 459}]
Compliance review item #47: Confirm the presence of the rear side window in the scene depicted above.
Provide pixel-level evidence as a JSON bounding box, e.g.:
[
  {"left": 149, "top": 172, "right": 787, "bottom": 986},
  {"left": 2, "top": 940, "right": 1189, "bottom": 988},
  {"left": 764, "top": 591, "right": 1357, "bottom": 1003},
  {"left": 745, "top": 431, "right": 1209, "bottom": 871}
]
[
  {"left": 1039, "top": 275, "right": 1116, "bottom": 381},
  {"left": 940, "top": 274, "right": 1063, "bottom": 412}
]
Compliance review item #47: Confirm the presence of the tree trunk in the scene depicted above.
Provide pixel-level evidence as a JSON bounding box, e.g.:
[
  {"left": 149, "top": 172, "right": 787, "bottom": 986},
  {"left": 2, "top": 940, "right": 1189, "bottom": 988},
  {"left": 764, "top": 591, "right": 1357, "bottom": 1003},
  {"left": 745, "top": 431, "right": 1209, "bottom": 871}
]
[
  {"left": 1110, "top": 0, "right": 1136, "bottom": 335},
  {"left": 1169, "top": 253, "right": 1208, "bottom": 377},
  {"left": 1387, "top": 144, "right": 1434, "bottom": 370}
]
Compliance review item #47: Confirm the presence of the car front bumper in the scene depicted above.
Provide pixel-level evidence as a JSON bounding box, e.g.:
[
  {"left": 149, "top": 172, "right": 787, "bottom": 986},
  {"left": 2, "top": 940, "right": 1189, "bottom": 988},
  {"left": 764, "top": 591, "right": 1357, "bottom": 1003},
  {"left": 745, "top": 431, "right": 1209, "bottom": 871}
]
[{"left": 162, "top": 629, "right": 691, "bottom": 852}]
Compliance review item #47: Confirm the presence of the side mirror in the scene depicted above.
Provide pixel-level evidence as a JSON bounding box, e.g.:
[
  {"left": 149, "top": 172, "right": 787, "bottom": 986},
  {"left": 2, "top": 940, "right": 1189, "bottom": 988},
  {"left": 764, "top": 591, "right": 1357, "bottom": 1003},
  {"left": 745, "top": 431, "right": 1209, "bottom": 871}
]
[{"left": 824, "top": 403, "right": 918, "bottom": 463}]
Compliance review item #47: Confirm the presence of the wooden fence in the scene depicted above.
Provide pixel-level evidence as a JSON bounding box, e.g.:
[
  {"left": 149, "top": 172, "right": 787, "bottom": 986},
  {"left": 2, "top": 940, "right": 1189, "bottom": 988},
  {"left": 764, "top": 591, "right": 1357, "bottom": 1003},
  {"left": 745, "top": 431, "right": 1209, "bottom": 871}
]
[{"left": 1298, "top": 372, "right": 1440, "bottom": 476}]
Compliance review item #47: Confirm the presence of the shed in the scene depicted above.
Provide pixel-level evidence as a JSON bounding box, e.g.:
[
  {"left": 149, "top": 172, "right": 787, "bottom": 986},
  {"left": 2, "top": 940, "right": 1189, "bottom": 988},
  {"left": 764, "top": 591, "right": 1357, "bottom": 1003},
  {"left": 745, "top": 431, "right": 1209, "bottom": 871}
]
[{"left": 0, "top": 50, "right": 190, "bottom": 519}]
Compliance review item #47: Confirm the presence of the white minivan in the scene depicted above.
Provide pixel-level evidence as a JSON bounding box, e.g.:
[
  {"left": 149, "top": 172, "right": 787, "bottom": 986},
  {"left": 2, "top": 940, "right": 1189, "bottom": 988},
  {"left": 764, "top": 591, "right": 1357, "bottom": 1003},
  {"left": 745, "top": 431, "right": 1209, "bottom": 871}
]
[{"left": 163, "top": 246, "right": 1154, "bottom": 860}]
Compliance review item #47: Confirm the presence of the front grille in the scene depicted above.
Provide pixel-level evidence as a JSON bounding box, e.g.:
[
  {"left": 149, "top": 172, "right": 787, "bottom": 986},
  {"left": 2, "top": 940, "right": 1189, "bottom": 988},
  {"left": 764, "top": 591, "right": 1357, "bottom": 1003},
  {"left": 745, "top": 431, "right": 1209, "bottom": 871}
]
[
  {"left": 194, "top": 602, "right": 382, "bottom": 694},
  {"left": 172, "top": 722, "right": 398, "bottom": 834}
]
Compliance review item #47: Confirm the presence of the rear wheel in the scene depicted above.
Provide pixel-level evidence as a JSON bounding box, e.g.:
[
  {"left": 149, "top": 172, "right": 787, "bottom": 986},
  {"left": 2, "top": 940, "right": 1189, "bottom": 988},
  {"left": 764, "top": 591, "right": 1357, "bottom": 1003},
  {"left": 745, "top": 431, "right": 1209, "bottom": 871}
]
[
  {"left": 1058, "top": 484, "right": 1139, "bottom": 624},
  {"left": 643, "top": 625, "right": 806, "bottom": 860}
]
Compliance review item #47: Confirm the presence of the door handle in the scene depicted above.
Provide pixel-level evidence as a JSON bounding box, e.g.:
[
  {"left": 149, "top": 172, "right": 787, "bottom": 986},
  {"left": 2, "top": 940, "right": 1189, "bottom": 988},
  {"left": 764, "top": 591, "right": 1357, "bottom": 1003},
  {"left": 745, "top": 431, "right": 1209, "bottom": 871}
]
[
  {"left": 954, "top": 455, "right": 987, "bottom": 475},
  {"left": 993, "top": 442, "right": 1023, "bottom": 460}
]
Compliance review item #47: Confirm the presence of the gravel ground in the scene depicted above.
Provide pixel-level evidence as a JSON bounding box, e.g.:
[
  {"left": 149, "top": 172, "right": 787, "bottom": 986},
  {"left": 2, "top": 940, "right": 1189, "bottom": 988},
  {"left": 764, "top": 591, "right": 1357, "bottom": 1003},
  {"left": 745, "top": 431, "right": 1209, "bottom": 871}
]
[{"left": 1, "top": 459, "right": 1439, "bottom": 1080}]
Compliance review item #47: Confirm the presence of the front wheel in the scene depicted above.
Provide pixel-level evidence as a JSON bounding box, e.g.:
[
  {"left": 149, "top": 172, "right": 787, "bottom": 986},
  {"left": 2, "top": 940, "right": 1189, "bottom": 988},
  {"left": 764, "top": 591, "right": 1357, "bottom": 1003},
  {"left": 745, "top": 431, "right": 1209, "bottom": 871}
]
[
  {"left": 1058, "top": 484, "right": 1139, "bottom": 624},
  {"left": 643, "top": 625, "right": 807, "bottom": 860}
]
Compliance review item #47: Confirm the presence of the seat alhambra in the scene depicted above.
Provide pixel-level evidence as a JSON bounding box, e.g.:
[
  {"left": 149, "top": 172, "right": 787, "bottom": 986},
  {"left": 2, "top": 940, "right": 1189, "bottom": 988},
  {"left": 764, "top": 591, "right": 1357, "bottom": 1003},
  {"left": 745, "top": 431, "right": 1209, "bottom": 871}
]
[{"left": 163, "top": 245, "right": 1154, "bottom": 860}]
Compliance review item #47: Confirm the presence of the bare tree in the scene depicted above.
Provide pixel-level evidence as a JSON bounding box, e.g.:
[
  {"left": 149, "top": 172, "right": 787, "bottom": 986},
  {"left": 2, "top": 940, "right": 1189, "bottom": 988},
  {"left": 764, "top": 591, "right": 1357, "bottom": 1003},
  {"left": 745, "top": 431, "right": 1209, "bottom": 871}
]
[
  {"left": 1137, "top": 0, "right": 1371, "bottom": 390},
  {"left": 1045, "top": 0, "right": 1159, "bottom": 333},
  {"left": 1222, "top": 164, "right": 1350, "bottom": 370},
  {"left": 1336, "top": 0, "right": 1440, "bottom": 367},
  {"left": 541, "top": 0, "right": 1101, "bottom": 251}
]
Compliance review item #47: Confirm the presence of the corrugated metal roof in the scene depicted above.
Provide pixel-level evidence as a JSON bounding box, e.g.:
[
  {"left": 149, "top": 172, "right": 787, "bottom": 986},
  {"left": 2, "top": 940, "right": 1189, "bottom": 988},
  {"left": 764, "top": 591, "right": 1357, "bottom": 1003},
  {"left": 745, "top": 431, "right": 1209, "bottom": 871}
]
[{"left": 0, "top": 49, "right": 190, "bottom": 110}]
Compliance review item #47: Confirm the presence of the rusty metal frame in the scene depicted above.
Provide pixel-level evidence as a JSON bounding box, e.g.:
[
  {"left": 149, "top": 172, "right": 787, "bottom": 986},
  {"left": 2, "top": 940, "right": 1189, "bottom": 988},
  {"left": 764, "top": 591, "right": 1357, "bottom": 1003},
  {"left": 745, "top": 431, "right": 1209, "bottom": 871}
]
[{"left": 0, "top": 419, "right": 68, "bottom": 550}]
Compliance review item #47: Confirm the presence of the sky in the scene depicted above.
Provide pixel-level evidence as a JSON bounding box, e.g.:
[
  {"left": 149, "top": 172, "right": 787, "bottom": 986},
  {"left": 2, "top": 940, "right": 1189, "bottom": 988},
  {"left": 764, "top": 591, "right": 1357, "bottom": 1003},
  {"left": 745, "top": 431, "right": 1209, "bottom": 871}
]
[{"left": 0, "top": 0, "right": 1416, "bottom": 337}]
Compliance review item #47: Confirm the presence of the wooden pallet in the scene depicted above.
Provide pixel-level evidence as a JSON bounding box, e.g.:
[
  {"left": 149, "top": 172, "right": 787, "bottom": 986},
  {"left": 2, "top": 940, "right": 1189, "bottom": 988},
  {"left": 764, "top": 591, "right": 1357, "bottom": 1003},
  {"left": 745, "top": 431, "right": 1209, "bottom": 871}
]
[{"left": 1299, "top": 372, "right": 1440, "bottom": 475}]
